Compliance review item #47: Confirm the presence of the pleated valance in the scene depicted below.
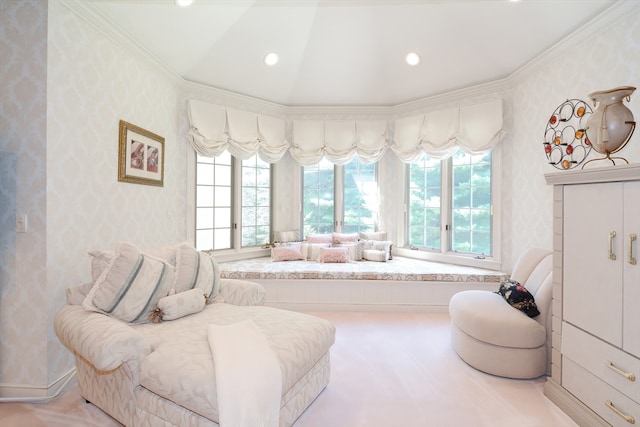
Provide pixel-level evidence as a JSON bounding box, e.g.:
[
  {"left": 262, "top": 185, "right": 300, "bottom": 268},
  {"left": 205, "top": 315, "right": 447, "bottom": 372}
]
[
  {"left": 186, "top": 99, "right": 288, "bottom": 163},
  {"left": 290, "top": 119, "right": 389, "bottom": 165},
  {"left": 186, "top": 98, "right": 504, "bottom": 165},
  {"left": 390, "top": 99, "right": 505, "bottom": 162}
]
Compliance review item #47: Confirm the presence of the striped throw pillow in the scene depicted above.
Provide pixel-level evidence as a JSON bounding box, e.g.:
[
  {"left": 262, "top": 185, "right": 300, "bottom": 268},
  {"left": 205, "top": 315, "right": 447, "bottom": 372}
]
[{"left": 83, "top": 242, "right": 175, "bottom": 323}]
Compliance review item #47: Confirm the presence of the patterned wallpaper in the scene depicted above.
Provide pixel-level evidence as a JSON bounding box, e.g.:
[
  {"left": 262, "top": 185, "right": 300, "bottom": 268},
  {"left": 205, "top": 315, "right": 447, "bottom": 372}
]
[
  {"left": 504, "top": 5, "right": 640, "bottom": 269},
  {"left": 0, "top": 0, "right": 49, "bottom": 391},
  {"left": 0, "top": 0, "right": 637, "bottom": 397},
  {"left": 1, "top": 0, "right": 186, "bottom": 393}
]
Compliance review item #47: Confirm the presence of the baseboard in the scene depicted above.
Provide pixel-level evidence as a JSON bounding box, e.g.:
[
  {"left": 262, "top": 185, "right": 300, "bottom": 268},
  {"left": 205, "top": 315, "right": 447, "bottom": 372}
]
[
  {"left": 266, "top": 301, "right": 450, "bottom": 313},
  {"left": 0, "top": 369, "right": 76, "bottom": 403},
  {"left": 543, "top": 378, "right": 609, "bottom": 427}
]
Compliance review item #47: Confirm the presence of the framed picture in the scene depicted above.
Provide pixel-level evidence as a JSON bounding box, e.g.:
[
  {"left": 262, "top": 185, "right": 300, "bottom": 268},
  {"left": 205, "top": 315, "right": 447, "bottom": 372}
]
[{"left": 118, "top": 120, "right": 164, "bottom": 187}]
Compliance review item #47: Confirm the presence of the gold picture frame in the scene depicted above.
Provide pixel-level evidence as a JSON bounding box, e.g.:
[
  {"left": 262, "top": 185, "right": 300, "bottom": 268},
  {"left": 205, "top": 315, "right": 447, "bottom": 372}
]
[{"left": 118, "top": 120, "right": 164, "bottom": 187}]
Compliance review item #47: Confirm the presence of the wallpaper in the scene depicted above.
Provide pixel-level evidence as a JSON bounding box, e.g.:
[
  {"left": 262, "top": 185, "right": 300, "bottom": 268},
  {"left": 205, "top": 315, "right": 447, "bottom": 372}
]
[
  {"left": 0, "top": 0, "right": 638, "bottom": 397},
  {"left": 504, "top": 5, "right": 640, "bottom": 268},
  {"left": 1, "top": 0, "right": 186, "bottom": 394},
  {"left": 0, "top": 0, "right": 49, "bottom": 391}
]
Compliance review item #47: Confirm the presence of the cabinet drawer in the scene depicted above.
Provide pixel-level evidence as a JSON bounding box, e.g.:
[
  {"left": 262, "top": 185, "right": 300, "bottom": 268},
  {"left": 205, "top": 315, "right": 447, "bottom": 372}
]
[
  {"left": 563, "top": 357, "right": 639, "bottom": 427},
  {"left": 563, "top": 322, "right": 640, "bottom": 403}
]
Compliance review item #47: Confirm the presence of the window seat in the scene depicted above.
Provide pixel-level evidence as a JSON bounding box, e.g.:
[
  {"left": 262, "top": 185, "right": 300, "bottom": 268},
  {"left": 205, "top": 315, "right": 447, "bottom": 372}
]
[{"left": 219, "top": 256, "right": 507, "bottom": 312}]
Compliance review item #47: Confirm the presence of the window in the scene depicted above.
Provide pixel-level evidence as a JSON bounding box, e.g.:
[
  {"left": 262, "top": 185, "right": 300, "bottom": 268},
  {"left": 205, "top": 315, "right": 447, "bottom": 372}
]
[
  {"left": 195, "top": 152, "right": 271, "bottom": 251},
  {"left": 302, "top": 156, "right": 376, "bottom": 236},
  {"left": 407, "top": 151, "right": 492, "bottom": 257},
  {"left": 302, "top": 158, "right": 334, "bottom": 235},
  {"left": 241, "top": 156, "right": 271, "bottom": 247},
  {"left": 342, "top": 158, "right": 377, "bottom": 233}
]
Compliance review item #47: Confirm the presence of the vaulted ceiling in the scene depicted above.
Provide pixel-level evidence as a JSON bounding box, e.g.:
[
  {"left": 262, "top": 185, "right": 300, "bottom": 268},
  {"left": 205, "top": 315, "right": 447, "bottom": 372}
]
[{"left": 86, "top": 0, "right": 616, "bottom": 106}]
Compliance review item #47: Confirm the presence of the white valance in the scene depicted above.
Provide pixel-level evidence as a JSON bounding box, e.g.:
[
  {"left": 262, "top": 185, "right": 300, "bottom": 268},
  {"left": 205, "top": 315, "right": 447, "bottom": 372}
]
[
  {"left": 186, "top": 99, "right": 288, "bottom": 163},
  {"left": 290, "top": 119, "right": 389, "bottom": 165},
  {"left": 186, "top": 98, "right": 504, "bottom": 165},
  {"left": 390, "top": 99, "right": 505, "bottom": 162}
]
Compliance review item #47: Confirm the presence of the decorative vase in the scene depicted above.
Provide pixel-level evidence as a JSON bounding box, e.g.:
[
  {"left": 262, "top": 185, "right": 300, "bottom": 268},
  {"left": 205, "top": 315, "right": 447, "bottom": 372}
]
[{"left": 584, "top": 86, "right": 636, "bottom": 167}]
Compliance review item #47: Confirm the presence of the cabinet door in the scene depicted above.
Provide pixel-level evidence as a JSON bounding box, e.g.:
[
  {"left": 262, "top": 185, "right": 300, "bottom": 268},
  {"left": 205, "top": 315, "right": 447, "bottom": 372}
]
[
  {"left": 623, "top": 181, "right": 640, "bottom": 357},
  {"left": 564, "top": 182, "right": 623, "bottom": 347}
]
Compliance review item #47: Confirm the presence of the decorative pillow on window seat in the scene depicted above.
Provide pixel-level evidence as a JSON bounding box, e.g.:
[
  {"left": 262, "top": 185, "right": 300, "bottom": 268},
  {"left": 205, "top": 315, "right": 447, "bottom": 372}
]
[
  {"left": 272, "top": 244, "right": 304, "bottom": 261},
  {"left": 495, "top": 279, "right": 540, "bottom": 318},
  {"left": 363, "top": 249, "right": 387, "bottom": 262},
  {"left": 305, "top": 233, "right": 333, "bottom": 244},
  {"left": 317, "top": 246, "right": 350, "bottom": 263},
  {"left": 273, "top": 230, "right": 301, "bottom": 243},
  {"left": 301, "top": 242, "right": 331, "bottom": 260}
]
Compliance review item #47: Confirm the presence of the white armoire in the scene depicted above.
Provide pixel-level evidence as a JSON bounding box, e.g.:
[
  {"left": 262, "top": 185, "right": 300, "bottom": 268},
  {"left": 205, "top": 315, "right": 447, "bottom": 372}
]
[{"left": 544, "top": 164, "right": 640, "bottom": 427}]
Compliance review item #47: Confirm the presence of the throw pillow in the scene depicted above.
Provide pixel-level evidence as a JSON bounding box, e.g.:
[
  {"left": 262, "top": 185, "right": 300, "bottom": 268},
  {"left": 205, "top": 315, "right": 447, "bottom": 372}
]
[
  {"left": 335, "top": 241, "right": 364, "bottom": 261},
  {"left": 496, "top": 279, "right": 540, "bottom": 318},
  {"left": 317, "top": 246, "right": 350, "bottom": 263},
  {"left": 363, "top": 249, "right": 387, "bottom": 262},
  {"left": 173, "top": 244, "right": 221, "bottom": 301},
  {"left": 273, "top": 230, "right": 301, "bottom": 243},
  {"left": 300, "top": 242, "right": 331, "bottom": 260},
  {"left": 82, "top": 242, "right": 175, "bottom": 323},
  {"left": 149, "top": 288, "right": 206, "bottom": 322},
  {"left": 305, "top": 233, "right": 333, "bottom": 244},
  {"left": 359, "top": 231, "right": 387, "bottom": 241},
  {"left": 272, "top": 245, "right": 304, "bottom": 261},
  {"left": 332, "top": 232, "right": 359, "bottom": 244},
  {"left": 362, "top": 240, "right": 393, "bottom": 261}
]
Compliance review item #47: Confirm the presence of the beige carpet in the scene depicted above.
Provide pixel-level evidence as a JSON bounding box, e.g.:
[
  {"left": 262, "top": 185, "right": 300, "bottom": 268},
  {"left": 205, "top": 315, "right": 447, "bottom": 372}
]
[{"left": 0, "top": 312, "right": 578, "bottom": 427}]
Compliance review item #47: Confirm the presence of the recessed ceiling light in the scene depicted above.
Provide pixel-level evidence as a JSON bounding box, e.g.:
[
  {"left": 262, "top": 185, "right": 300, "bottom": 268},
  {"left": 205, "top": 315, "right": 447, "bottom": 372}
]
[
  {"left": 175, "top": 0, "right": 193, "bottom": 7},
  {"left": 264, "top": 52, "right": 279, "bottom": 66},
  {"left": 406, "top": 52, "right": 421, "bottom": 66}
]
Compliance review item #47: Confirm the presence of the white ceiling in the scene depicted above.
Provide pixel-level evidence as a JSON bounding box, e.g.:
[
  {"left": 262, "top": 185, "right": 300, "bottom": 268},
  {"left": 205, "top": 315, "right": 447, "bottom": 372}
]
[{"left": 87, "top": 0, "right": 616, "bottom": 107}]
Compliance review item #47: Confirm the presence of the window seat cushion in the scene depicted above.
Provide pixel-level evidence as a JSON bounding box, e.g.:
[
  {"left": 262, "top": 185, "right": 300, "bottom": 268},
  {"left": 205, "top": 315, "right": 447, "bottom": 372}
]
[{"left": 219, "top": 256, "right": 505, "bottom": 283}]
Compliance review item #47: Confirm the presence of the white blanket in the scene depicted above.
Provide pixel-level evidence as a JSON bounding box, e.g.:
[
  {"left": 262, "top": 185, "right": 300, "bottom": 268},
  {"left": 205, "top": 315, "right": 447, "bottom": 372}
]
[{"left": 207, "top": 320, "right": 282, "bottom": 427}]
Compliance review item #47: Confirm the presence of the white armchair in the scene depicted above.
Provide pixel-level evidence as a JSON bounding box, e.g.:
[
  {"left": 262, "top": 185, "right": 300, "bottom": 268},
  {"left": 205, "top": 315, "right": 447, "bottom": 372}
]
[{"left": 449, "top": 248, "right": 553, "bottom": 379}]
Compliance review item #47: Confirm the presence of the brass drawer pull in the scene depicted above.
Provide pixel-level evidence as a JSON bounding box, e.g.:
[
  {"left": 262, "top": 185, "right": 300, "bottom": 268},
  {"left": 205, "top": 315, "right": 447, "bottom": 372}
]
[
  {"left": 609, "top": 231, "right": 617, "bottom": 260},
  {"left": 605, "top": 400, "right": 635, "bottom": 424},
  {"left": 607, "top": 361, "right": 636, "bottom": 381},
  {"left": 630, "top": 233, "right": 637, "bottom": 265}
]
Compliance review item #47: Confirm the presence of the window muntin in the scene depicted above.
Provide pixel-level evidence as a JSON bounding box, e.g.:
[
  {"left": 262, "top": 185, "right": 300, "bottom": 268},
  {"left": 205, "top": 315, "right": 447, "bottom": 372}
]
[
  {"left": 195, "top": 152, "right": 270, "bottom": 251},
  {"left": 241, "top": 156, "right": 271, "bottom": 247},
  {"left": 302, "top": 158, "right": 335, "bottom": 235},
  {"left": 451, "top": 151, "right": 491, "bottom": 255},
  {"left": 342, "top": 158, "right": 377, "bottom": 234},
  {"left": 302, "top": 157, "right": 377, "bottom": 236},
  {"left": 408, "top": 157, "right": 441, "bottom": 250},
  {"left": 196, "top": 152, "right": 232, "bottom": 251},
  {"left": 407, "top": 151, "right": 492, "bottom": 256}
]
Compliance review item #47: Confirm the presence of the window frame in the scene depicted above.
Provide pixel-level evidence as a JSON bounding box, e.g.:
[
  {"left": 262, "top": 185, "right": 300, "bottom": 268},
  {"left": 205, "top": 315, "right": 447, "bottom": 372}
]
[
  {"left": 398, "top": 146, "right": 502, "bottom": 270},
  {"left": 300, "top": 157, "right": 378, "bottom": 237},
  {"left": 191, "top": 151, "right": 273, "bottom": 258}
]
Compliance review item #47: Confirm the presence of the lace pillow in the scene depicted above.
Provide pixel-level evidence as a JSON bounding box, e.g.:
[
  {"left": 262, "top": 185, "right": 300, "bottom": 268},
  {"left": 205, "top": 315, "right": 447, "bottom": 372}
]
[
  {"left": 272, "top": 245, "right": 304, "bottom": 261},
  {"left": 306, "top": 233, "right": 333, "bottom": 243},
  {"left": 317, "top": 246, "right": 350, "bottom": 263},
  {"left": 496, "top": 279, "right": 540, "bottom": 318}
]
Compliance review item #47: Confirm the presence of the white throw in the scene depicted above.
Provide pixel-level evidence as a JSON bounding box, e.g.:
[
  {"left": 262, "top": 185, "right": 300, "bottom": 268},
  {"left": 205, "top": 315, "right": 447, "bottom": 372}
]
[{"left": 207, "top": 320, "right": 282, "bottom": 427}]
